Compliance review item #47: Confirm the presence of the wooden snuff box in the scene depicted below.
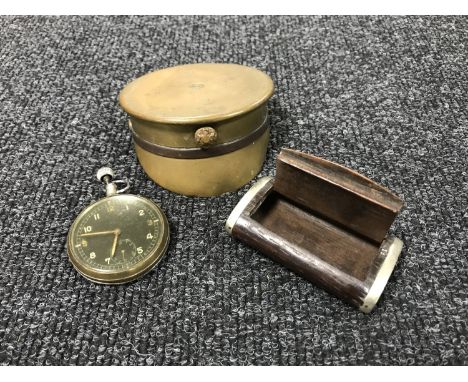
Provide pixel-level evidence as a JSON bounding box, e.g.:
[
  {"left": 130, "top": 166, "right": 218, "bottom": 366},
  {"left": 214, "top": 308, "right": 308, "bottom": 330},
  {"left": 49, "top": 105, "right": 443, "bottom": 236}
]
[
  {"left": 226, "top": 149, "right": 404, "bottom": 313},
  {"left": 119, "top": 63, "right": 274, "bottom": 197}
]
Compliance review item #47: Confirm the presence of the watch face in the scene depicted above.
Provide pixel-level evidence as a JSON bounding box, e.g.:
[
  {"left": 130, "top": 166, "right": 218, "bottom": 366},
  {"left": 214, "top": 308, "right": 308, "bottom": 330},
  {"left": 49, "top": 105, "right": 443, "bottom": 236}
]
[{"left": 67, "top": 194, "right": 169, "bottom": 284}]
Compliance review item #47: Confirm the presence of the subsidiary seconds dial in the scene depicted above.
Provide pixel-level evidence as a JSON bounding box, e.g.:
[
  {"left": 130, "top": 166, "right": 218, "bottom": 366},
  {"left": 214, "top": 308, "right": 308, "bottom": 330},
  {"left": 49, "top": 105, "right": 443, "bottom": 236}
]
[{"left": 67, "top": 194, "right": 169, "bottom": 284}]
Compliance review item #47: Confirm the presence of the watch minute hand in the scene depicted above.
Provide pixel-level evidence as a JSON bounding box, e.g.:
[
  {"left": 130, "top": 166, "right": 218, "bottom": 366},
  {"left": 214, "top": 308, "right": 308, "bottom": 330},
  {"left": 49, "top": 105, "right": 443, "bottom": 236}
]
[{"left": 79, "top": 230, "right": 118, "bottom": 237}]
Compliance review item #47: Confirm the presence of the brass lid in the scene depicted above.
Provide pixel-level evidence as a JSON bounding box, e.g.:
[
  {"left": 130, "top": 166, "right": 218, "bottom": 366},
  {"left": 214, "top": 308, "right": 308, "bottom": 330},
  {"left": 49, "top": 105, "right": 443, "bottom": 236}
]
[{"left": 119, "top": 63, "right": 274, "bottom": 124}]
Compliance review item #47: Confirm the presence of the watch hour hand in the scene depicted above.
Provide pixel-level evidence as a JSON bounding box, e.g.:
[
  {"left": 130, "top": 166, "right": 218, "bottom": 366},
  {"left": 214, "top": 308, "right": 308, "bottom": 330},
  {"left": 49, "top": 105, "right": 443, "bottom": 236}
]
[{"left": 111, "top": 229, "right": 121, "bottom": 258}]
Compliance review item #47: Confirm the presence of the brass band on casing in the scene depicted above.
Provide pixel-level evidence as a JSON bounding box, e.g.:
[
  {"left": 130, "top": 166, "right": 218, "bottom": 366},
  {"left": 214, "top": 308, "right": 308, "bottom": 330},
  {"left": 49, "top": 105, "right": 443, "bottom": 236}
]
[
  {"left": 134, "top": 126, "right": 270, "bottom": 197},
  {"left": 129, "top": 113, "right": 269, "bottom": 159},
  {"left": 127, "top": 104, "right": 270, "bottom": 196}
]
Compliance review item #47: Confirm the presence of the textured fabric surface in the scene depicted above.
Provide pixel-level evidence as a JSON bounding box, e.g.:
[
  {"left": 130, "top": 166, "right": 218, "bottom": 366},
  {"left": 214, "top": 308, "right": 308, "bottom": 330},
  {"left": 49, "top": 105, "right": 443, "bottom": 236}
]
[{"left": 0, "top": 16, "right": 467, "bottom": 366}]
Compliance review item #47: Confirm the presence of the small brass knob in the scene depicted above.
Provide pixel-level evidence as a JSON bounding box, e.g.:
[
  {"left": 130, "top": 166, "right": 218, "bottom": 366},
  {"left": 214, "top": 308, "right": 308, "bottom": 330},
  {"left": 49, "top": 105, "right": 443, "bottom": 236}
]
[{"left": 194, "top": 127, "right": 218, "bottom": 147}]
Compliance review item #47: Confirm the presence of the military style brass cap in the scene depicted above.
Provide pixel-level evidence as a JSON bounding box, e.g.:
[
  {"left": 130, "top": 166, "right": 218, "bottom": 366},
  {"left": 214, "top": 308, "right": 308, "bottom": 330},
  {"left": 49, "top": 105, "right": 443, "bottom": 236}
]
[{"left": 119, "top": 63, "right": 275, "bottom": 197}]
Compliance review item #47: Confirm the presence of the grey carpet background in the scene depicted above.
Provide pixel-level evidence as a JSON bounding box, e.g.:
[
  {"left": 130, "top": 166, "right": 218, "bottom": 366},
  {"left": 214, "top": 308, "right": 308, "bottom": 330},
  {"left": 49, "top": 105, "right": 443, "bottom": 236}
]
[{"left": 0, "top": 16, "right": 467, "bottom": 365}]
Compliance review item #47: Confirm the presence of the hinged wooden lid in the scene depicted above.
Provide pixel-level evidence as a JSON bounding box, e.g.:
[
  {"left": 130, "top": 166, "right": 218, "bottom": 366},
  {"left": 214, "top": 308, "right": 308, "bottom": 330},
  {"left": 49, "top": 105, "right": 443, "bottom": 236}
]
[
  {"left": 119, "top": 63, "right": 274, "bottom": 124},
  {"left": 274, "top": 149, "right": 404, "bottom": 244}
]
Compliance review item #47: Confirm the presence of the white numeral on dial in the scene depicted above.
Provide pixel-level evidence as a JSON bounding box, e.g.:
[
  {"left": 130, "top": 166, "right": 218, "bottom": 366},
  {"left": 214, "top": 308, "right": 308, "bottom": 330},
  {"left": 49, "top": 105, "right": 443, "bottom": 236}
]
[
  {"left": 105, "top": 257, "right": 111, "bottom": 264},
  {"left": 93, "top": 213, "right": 100, "bottom": 220},
  {"left": 139, "top": 210, "right": 145, "bottom": 216},
  {"left": 83, "top": 226, "right": 92, "bottom": 233},
  {"left": 147, "top": 233, "right": 153, "bottom": 239},
  {"left": 137, "top": 247, "right": 143, "bottom": 254},
  {"left": 89, "top": 252, "right": 96, "bottom": 259}
]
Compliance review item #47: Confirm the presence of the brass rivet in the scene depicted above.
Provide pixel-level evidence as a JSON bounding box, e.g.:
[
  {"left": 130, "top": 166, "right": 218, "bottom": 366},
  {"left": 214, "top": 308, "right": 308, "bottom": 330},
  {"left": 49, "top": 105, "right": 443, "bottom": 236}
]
[{"left": 194, "top": 127, "right": 218, "bottom": 146}]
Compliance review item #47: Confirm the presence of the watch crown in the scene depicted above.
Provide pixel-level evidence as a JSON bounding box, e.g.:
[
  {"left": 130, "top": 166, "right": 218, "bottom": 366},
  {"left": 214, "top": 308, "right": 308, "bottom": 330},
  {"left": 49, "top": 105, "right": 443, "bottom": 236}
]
[{"left": 96, "top": 167, "right": 115, "bottom": 182}]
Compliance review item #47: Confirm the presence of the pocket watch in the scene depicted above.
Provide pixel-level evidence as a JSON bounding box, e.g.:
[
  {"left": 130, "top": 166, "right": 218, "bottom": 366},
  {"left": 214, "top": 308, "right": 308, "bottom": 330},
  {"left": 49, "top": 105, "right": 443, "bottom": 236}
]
[{"left": 67, "top": 167, "right": 170, "bottom": 284}]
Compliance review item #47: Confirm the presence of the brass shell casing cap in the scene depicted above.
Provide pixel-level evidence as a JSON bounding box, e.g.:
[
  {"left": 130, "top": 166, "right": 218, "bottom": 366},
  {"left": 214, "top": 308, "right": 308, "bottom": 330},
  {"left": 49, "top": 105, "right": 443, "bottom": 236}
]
[{"left": 118, "top": 63, "right": 275, "bottom": 196}]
